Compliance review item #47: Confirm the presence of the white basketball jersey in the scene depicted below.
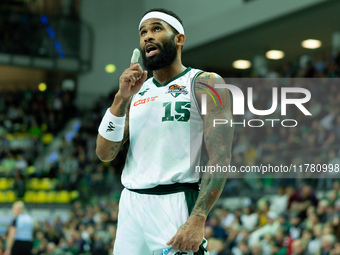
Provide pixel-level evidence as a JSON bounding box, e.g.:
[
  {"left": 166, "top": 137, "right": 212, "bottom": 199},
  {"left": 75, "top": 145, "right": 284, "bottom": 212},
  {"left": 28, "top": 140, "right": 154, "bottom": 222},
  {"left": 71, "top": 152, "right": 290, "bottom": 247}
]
[{"left": 121, "top": 67, "right": 204, "bottom": 189}]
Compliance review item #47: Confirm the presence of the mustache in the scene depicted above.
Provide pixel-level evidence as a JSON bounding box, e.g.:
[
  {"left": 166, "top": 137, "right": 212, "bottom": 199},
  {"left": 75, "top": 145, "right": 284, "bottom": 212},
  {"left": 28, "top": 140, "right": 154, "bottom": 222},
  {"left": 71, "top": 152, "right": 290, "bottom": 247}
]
[{"left": 142, "top": 42, "right": 162, "bottom": 52}]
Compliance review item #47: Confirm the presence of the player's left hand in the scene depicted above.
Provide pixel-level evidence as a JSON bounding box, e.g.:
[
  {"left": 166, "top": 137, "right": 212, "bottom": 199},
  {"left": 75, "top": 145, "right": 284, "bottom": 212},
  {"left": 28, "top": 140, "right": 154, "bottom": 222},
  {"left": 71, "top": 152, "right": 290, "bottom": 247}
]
[{"left": 166, "top": 215, "right": 205, "bottom": 252}]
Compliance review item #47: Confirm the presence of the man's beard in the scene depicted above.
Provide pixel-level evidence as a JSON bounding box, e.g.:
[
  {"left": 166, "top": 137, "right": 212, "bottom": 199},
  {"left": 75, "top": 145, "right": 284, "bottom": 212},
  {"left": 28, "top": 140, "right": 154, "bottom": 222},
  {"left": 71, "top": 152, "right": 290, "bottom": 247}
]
[{"left": 141, "top": 35, "right": 178, "bottom": 71}]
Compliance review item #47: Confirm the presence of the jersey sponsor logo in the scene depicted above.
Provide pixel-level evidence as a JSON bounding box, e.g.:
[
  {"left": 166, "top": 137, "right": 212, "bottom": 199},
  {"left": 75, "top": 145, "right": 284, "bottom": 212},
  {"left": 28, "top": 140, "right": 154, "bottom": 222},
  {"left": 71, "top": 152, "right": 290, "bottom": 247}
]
[
  {"left": 174, "top": 252, "right": 187, "bottom": 255},
  {"left": 166, "top": 84, "right": 188, "bottom": 98},
  {"left": 106, "top": 122, "right": 115, "bottom": 132},
  {"left": 138, "top": 88, "right": 150, "bottom": 96},
  {"left": 133, "top": 96, "right": 158, "bottom": 106}
]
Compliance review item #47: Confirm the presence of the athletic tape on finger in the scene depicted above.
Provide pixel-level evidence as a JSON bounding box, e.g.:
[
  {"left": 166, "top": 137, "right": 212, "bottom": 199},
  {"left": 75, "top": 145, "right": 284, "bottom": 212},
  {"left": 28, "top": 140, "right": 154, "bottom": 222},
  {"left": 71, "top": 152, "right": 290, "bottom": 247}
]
[{"left": 131, "top": 48, "right": 140, "bottom": 63}]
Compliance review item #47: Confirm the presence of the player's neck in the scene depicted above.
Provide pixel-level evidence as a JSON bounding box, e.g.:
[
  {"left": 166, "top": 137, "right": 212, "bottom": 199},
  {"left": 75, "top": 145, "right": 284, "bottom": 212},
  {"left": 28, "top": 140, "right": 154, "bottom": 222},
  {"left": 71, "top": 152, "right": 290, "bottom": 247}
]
[{"left": 152, "top": 58, "right": 186, "bottom": 86}]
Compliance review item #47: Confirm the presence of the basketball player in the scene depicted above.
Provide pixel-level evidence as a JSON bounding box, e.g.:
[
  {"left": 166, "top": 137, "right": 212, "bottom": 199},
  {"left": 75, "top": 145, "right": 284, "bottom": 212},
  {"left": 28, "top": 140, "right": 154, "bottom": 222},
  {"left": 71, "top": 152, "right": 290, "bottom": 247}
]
[{"left": 96, "top": 8, "right": 234, "bottom": 255}]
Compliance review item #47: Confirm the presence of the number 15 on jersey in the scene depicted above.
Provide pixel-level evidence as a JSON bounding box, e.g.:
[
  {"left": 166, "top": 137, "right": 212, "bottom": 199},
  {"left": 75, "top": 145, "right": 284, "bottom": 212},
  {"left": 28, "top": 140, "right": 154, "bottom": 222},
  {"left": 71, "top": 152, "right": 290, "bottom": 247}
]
[{"left": 162, "top": 101, "right": 190, "bottom": 122}]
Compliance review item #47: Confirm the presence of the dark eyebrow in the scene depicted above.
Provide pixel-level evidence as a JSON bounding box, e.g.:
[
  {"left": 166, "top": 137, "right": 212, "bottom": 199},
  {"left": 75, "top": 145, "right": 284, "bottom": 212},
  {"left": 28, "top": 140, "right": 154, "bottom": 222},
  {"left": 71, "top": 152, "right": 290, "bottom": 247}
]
[{"left": 139, "top": 22, "right": 164, "bottom": 32}]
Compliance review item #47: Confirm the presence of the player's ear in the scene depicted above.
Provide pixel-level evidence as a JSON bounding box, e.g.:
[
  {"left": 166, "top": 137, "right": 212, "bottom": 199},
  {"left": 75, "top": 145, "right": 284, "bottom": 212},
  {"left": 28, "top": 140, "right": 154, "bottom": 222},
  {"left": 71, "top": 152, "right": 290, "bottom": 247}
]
[{"left": 175, "top": 33, "right": 185, "bottom": 47}]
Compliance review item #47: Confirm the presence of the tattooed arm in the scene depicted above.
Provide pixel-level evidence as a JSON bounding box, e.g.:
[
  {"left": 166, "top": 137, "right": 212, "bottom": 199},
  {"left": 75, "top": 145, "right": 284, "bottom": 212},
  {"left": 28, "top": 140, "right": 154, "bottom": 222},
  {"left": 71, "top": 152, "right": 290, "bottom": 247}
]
[
  {"left": 167, "top": 72, "right": 234, "bottom": 252},
  {"left": 191, "top": 72, "right": 233, "bottom": 218},
  {"left": 95, "top": 95, "right": 131, "bottom": 162},
  {"left": 96, "top": 61, "right": 148, "bottom": 162}
]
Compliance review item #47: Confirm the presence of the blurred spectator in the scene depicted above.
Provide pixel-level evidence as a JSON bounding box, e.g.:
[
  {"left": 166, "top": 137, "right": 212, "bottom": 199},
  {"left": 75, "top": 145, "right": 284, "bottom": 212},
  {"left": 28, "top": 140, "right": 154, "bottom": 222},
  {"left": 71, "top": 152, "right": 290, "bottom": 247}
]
[
  {"left": 291, "top": 239, "right": 307, "bottom": 255},
  {"left": 13, "top": 171, "right": 25, "bottom": 199},
  {"left": 289, "top": 214, "right": 303, "bottom": 240},
  {"left": 220, "top": 208, "right": 236, "bottom": 229},
  {"left": 270, "top": 187, "right": 289, "bottom": 215},
  {"left": 272, "top": 229, "right": 289, "bottom": 255},
  {"left": 250, "top": 242, "right": 262, "bottom": 255},
  {"left": 257, "top": 199, "right": 270, "bottom": 227},
  {"left": 46, "top": 242, "right": 63, "bottom": 255},
  {"left": 248, "top": 211, "right": 280, "bottom": 247},
  {"left": 208, "top": 215, "right": 227, "bottom": 240},
  {"left": 330, "top": 242, "right": 340, "bottom": 255},
  {"left": 241, "top": 206, "right": 258, "bottom": 232},
  {"left": 321, "top": 234, "right": 337, "bottom": 255},
  {"left": 231, "top": 240, "right": 250, "bottom": 255},
  {"left": 308, "top": 224, "right": 323, "bottom": 254},
  {"left": 291, "top": 185, "right": 318, "bottom": 219}
]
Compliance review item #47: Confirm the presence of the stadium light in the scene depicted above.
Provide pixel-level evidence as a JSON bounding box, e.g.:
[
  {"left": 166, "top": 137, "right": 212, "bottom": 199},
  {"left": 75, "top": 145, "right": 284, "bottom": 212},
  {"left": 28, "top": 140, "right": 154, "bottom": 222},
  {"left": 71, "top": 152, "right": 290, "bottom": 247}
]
[
  {"left": 266, "top": 50, "right": 285, "bottom": 60},
  {"left": 301, "top": 39, "right": 322, "bottom": 49},
  {"left": 105, "top": 64, "right": 116, "bottom": 73},
  {"left": 38, "top": 83, "right": 47, "bottom": 92},
  {"left": 232, "top": 60, "right": 251, "bottom": 69}
]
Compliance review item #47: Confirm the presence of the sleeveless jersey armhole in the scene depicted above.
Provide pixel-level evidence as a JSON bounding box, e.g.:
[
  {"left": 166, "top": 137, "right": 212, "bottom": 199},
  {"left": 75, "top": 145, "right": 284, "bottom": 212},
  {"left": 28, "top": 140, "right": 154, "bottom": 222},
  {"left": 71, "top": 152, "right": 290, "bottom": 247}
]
[{"left": 191, "top": 71, "right": 204, "bottom": 121}]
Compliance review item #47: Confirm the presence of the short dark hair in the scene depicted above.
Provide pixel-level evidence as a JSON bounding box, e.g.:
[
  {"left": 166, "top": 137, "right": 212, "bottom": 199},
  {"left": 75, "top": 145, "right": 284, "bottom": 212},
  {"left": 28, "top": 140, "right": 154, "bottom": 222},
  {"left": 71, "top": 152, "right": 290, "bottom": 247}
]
[{"left": 142, "top": 8, "right": 183, "bottom": 35}]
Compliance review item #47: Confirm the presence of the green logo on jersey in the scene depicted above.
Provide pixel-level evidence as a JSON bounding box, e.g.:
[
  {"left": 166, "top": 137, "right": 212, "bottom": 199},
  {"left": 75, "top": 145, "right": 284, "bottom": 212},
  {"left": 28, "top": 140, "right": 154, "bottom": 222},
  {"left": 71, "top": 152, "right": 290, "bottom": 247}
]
[{"left": 138, "top": 88, "right": 149, "bottom": 96}]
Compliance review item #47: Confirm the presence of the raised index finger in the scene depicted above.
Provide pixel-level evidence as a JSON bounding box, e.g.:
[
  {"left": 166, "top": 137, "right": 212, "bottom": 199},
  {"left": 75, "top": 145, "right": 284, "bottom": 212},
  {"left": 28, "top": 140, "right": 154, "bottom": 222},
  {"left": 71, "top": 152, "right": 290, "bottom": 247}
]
[{"left": 130, "top": 48, "right": 140, "bottom": 66}]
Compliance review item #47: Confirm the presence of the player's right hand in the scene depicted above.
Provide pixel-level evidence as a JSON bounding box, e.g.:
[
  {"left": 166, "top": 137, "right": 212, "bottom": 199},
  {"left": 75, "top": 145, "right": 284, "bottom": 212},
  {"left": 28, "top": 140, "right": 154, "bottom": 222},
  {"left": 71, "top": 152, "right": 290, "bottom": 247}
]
[{"left": 118, "top": 63, "right": 147, "bottom": 100}]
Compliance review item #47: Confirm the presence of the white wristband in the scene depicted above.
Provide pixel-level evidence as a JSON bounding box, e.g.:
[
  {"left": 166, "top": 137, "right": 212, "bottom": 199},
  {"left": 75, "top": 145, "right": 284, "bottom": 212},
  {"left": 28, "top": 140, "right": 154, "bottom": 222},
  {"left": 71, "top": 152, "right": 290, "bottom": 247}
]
[{"left": 98, "top": 108, "right": 126, "bottom": 142}]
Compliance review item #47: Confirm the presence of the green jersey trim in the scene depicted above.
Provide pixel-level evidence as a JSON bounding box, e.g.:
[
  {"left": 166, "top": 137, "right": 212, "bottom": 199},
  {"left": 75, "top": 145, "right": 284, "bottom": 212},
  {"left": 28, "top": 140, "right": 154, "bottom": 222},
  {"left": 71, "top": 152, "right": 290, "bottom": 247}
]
[
  {"left": 152, "top": 67, "right": 192, "bottom": 87},
  {"left": 127, "top": 183, "right": 199, "bottom": 214},
  {"left": 191, "top": 71, "right": 204, "bottom": 120}
]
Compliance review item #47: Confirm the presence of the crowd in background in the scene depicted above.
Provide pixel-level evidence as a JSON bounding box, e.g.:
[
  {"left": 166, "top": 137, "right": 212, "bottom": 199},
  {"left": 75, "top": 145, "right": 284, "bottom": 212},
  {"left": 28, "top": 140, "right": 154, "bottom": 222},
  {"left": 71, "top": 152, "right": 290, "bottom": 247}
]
[
  {"left": 207, "top": 181, "right": 340, "bottom": 255},
  {"left": 0, "top": 181, "right": 339, "bottom": 255},
  {"left": 0, "top": 200, "right": 119, "bottom": 255},
  {"left": 229, "top": 51, "right": 340, "bottom": 194},
  {"left": 0, "top": 49, "right": 339, "bottom": 254},
  {"left": 0, "top": 88, "right": 76, "bottom": 194}
]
